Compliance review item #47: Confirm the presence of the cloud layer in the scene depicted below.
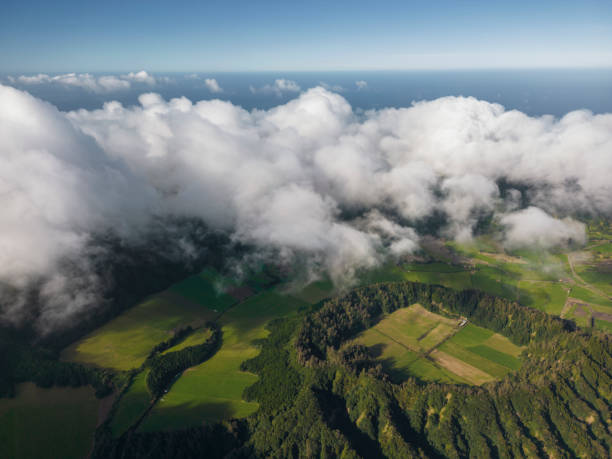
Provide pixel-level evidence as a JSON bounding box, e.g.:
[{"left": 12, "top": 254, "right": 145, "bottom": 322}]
[
  {"left": 7, "top": 71, "right": 157, "bottom": 93},
  {"left": 1, "top": 83, "right": 611, "bottom": 332}
]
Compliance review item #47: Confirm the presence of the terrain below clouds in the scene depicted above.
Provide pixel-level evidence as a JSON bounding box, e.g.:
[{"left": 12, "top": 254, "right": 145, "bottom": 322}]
[{"left": 0, "top": 83, "right": 610, "bottom": 332}]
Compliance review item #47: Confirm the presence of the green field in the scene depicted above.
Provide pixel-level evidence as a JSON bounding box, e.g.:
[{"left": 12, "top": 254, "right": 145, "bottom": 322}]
[
  {"left": 140, "top": 290, "right": 308, "bottom": 431},
  {"left": 518, "top": 281, "right": 569, "bottom": 315},
  {"left": 169, "top": 269, "right": 237, "bottom": 312},
  {"left": 406, "top": 356, "right": 468, "bottom": 384},
  {"left": 403, "top": 267, "right": 473, "bottom": 291},
  {"left": 57, "top": 236, "right": 612, "bottom": 441},
  {"left": 569, "top": 285, "right": 612, "bottom": 308},
  {"left": 62, "top": 294, "right": 217, "bottom": 370},
  {"left": 0, "top": 383, "right": 100, "bottom": 459},
  {"left": 350, "top": 306, "right": 523, "bottom": 385},
  {"left": 590, "top": 243, "right": 612, "bottom": 254},
  {"left": 162, "top": 327, "right": 213, "bottom": 354},
  {"left": 595, "top": 319, "right": 612, "bottom": 333},
  {"left": 575, "top": 266, "right": 612, "bottom": 297},
  {"left": 110, "top": 370, "right": 151, "bottom": 436},
  {"left": 471, "top": 266, "right": 519, "bottom": 300},
  {"left": 358, "top": 264, "right": 410, "bottom": 285},
  {"left": 287, "top": 279, "right": 335, "bottom": 304}
]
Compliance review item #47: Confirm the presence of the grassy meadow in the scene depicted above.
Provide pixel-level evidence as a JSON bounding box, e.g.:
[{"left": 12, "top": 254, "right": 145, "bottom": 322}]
[
  {"left": 349, "top": 305, "right": 524, "bottom": 385},
  {"left": 0, "top": 383, "right": 100, "bottom": 459},
  {"left": 140, "top": 289, "right": 308, "bottom": 431},
  {"left": 61, "top": 269, "right": 237, "bottom": 370},
  {"left": 110, "top": 370, "right": 151, "bottom": 436},
  {"left": 62, "top": 295, "right": 217, "bottom": 370}
]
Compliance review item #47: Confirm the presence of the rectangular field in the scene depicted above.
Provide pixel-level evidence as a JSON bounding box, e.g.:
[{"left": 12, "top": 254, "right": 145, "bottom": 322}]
[
  {"left": 429, "top": 349, "right": 496, "bottom": 385},
  {"left": 439, "top": 323, "right": 523, "bottom": 375},
  {"left": 373, "top": 304, "right": 460, "bottom": 352},
  {"left": 350, "top": 307, "right": 523, "bottom": 386},
  {"left": 0, "top": 383, "right": 100, "bottom": 459}
]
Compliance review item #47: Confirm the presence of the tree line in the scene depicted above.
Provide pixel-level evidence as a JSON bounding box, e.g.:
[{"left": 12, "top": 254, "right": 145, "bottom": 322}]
[
  {"left": 146, "top": 324, "right": 221, "bottom": 397},
  {"left": 296, "top": 281, "right": 575, "bottom": 367}
]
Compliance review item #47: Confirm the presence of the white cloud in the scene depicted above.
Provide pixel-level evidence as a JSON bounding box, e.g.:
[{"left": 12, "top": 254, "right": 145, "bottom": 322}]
[
  {"left": 250, "top": 79, "right": 301, "bottom": 97},
  {"left": 1, "top": 84, "right": 611, "bottom": 331},
  {"left": 501, "top": 207, "right": 586, "bottom": 250},
  {"left": 355, "top": 80, "right": 368, "bottom": 90},
  {"left": 7, "top": 71, "right": 155, "bottom": 93},
  {"left": 97, "top": 75, "right": 131, "bottom": 91},
  {"left": 122, "top": 70, "right": 156, "bottom": 85},
  {"left": 204, "top": 78, "right": 223, "bottom": 93},
  {"left": 16, "top": 73, "right": 52, "bottom": 84},
  {"left": 319, "top": 82, "right": 345, "bottom": 92}
]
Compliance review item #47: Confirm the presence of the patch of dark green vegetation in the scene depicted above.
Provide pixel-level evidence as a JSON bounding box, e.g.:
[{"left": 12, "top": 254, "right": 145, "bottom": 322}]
[
  {"left": 240, "top": 318, "right": 302, "bottom": 412},
  {"left": 93, "top": 421, "right": 249, "bottom": 459},
  {"left": 0, "top": 326, "right": 118, "bottom": 398}
]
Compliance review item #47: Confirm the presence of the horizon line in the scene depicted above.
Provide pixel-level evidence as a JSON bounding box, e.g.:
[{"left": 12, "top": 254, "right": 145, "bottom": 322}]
[{"left": 3, "top": 66, "right": 612, "bottom": 75}]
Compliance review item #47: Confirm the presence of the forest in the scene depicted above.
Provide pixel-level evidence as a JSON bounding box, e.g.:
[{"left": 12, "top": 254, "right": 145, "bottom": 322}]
[{"left": 87, "top": 281, "right": 612, "bottom": 458}]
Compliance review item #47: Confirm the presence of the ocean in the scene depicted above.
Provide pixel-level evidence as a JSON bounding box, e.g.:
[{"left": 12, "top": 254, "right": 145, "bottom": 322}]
[{"left": 4, "top": 68, "right": 611, "bottom": 117}]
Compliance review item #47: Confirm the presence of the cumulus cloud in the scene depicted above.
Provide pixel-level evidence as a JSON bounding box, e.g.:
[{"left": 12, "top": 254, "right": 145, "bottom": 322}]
[
  {"left": 501, "top": 207, "right": 586, "bottom": 250},
  {"left": 204, "top": 78, "right": 223, "bottom": 93},
  {"left": 355, "top": 80, "right": 368, "bottom": 90},
  {"left": 250, "top": 79, "right": 301, "bottom": 96},
  {"left": 121, "top": 70, "right": 156, "bottom": 85},
  {"left": 7, "top": 71, "right": 155, "bottom": 93},
  {"left": 1, "top": 83, "right": 611, "bottom": 332}
]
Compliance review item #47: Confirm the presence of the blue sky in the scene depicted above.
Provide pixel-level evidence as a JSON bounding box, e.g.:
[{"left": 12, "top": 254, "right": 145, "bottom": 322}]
[{"left": 1, "top": 0, "right": 611, "bottom": 72}]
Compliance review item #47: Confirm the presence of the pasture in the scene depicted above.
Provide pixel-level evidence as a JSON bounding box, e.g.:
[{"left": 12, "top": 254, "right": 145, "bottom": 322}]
[
  {"left": 110, "top": 370, "right": 151, "bottom": 436},
  {"left": 60, "top": 268, "right": 241, "bottom": 370},
  {"left": 140, "top": 289, "right": 308, "bottom": 431},
  {"left": 288, "top": 279, "right": 335, "bottom": 304},
  {"left": 0, "top": 383, "right": 99, "bottom": 459},
  {"left": 569, "top": 285, "right": 612, "bottom": 308},
  {"left": 402, "top": 263, "right": 472, "bottom": 290},
  {"left": 169, "top": 269, "right": 237, "bottom": 312},
  {"left": 349, "top": 306, "right": 523, "bottom": 386},
  {"left": 162, "top": 327, "right": 213, "bottom": 354},
  {"left": 62, "top": 294, "right": 217, "bottom": 370},
  {"left": 518, "top": 281, "right": 569, "bottom": 315}
]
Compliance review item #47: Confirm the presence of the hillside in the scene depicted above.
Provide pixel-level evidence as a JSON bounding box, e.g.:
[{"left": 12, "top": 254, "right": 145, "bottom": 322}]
[{"left": 1, "top": 227, "right": 611, "bottom": 458}]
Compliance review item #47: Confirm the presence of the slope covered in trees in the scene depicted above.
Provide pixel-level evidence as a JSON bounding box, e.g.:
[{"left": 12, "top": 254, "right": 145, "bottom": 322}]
[{"left": 94, "top": 281, "right": 612, "bottom": 458}]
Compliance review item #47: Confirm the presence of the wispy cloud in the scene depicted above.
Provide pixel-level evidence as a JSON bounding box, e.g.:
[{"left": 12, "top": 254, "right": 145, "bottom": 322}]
[
  {"left": 250, "top": 79, "right": 301, "bottom": 97},
  {"left": 6, "top": 71, "right": 156, "bottom": 93},
  {"left": 319, "top": 82, "right": 345, "bottom": 92},
  {"left": 121, "top": 70, "right": 156, "bottom": 85}
]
